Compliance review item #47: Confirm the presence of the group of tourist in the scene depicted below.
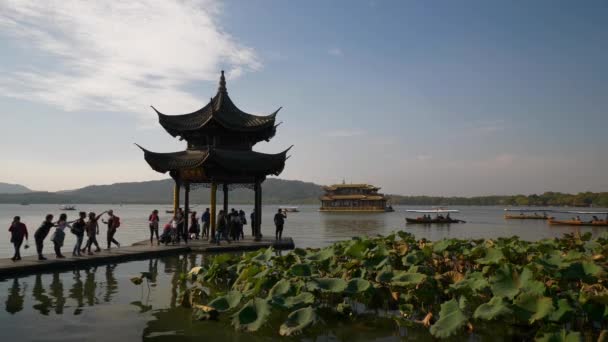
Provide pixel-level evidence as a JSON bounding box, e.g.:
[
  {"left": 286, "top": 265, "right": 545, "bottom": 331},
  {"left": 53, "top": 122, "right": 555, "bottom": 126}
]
[{"left": 8, "top": 210, "right": 121, "bottom": 261}]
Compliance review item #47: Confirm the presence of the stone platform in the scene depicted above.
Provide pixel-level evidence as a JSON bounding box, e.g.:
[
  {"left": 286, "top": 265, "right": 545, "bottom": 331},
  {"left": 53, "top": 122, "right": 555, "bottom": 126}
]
[{"left": 0, "top": 236, "right": 294, "bottom": 278}]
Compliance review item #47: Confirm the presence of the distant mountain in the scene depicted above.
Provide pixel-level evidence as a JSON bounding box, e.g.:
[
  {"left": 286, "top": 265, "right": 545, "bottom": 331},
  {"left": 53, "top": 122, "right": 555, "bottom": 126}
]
[
  {"left": 0, "top": 182, "right": 31, "bottom": 194},
  {"left": 0, "top": 178, "right": 324, "bottom": 204}
]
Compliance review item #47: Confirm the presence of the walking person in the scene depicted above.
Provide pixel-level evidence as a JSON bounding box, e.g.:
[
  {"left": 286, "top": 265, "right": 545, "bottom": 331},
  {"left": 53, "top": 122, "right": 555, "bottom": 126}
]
[
  {"left": 148, "top": 210, "right": 160, "bottom": 245},
  {"left": 201, "top": 208, "right": 210, "bottom": 240},
  {"left": 239, "top": 210, "right": 247, "bottom": 240},
  {"left": 215, "top": 210, "right": 230, "bottom": 245},
  {"left": 71, "top": 212, "right": 87, "bottom": 257},
  {"left": 8, "top": 216, "right": 28, "bottom": 261},
  {"left": 83, "top": 211, "right": 105, "bottom": 255},
  {"left": 34, "top": 214, "right": 54, "bottom": 260},
  {"left": 274, "top": 208, "right": 287, "bottom": 240},
  {"left": 50, "top": 213, "right": 70, "bottom": 258},
  {"left": 102, "top": 210, "right": 120, "bottom": 249}
]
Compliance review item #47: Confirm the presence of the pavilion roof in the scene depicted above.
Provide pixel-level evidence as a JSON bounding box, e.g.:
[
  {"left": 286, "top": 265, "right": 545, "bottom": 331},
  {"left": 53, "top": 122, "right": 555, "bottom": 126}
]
[
  {"left": 136, "top": 144, "right": 292, "bottom": 180},
  {"left": 152, "top": 71, "right": 279, "bottom": 137}
]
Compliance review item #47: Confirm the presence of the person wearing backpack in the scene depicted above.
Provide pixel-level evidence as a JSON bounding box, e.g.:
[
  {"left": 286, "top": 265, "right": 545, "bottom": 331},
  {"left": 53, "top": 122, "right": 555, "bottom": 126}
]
[
  {"left": 34, "top": 214, "right": 54, "bottom": 260},
  {"left": 102, "top": 209, "right": 121, "bottom": 250},
  {"left": 71, "top": 211, "right": 87, "bottom": 257},
  {"left": 274, "top": 208, "right": 287, "bottom": 240}
]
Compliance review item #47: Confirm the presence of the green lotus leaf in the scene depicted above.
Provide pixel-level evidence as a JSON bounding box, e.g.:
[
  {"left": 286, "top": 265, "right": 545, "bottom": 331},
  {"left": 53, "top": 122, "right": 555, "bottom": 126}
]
[
  {"left": 433, "top": 239, "right": 456, "bottom": 253},
  {"left": 290, "top": 263, "right": 313, "bottom": 277},
  {"left": 306, "top": 278, "right": 347, "bottom": 293},
  {"left": 375, "top": 270, "right": 394, "bottom": 283},
  {"left": 252, "top": 247, "right": 273, "bottom": 263},
  {"left": 306, "top": 247, "right": 335, "bottom": 262},
  {"left": 491, "top": 265, "right": 545, "bottom": 299},
  {"left": 344, "top": 239, "right": 369, "bottom": 258},
  {"left": 538, "top": 251, "right": 572, "bottom": 270},
  {"left": 579, "top": 284, "right": 608, "bottom": 305},
  {"left": 451, "top": 272, "right": 489, "bottom": 293},
  {"left": 268, "top": 279, "right": 292, "bottom": 298},
  {"left": 231, "top": 298, "right": 271, "bottom": 332},
  {"left": 473, "top": 296, "right": 512, "bottom": 320},
  {"left": 368, "top": 244, "right": 389, "bottom": 258},
  {"left": 279, "top": 306, "right": 316, "bottom": 336},
  {"left": 208, "top": 291, "right": 243, "bottom": 312},
  {"left": 563, "top": 261, "right": 604, "bottom": 280},
  {"left": 402, "top": 250, "right": 426, "bottom": 266},
  {"left": 549, "top": 299, "right": 574, "bottom": 322},
  {"left": 337, "top": 301, "right": 352, "bottom": 315},
  {"left": 272, "top": 292, "right": 315, "bottom": 309},
  {"left": 535, "top": 329, "right": 581, "bottom": 342},
  {"left": 344, "top": 278, "right": 371, "bottom": 294},
  {"left": 513, "top": 292, "right": 554, "bottom": 323},
  {"left": 391, "top": 271, "right": 426, "bottom": 287},
  {"left": 364, "top": 256, "right": 390, "bottom": 270},
  {"left": 476, "top": 247, "right": 505, "bottom": 265},
  {"left": 430, "top": 298, "right": 468, "bottom": 338}
]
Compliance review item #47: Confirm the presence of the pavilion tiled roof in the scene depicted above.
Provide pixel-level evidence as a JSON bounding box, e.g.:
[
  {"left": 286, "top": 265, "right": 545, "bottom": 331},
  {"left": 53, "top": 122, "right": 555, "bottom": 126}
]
[{"left": 152, "top": 71, "right": 279, "bottom": 137}]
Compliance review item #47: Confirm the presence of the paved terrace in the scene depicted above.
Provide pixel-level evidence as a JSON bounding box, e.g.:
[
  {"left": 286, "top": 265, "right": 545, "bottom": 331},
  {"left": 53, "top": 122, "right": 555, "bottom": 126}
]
[{"left": 0, "top": 236, "right": 294, "bottom": 278}]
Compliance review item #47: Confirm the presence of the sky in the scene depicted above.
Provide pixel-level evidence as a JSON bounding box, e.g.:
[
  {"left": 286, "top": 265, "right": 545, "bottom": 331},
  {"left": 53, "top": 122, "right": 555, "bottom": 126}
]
[{"left": 0, "top": 0, "right": 607, "bottom": 196}]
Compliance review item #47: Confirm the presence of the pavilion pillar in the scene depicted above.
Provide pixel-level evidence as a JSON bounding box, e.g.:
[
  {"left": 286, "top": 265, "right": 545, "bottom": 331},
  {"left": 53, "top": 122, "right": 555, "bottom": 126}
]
[
  {"left": 184, "top": 182, "right": 190, "bottom": 242},
  {"left": 173, "top": 179, "right": 181, "bottom": 215},
  {"left": 210, "top": 182, "right": 217, "bottom": 241},
  {"left": 254, "top": 179, "right": 262, "bottom": 241},
  {"left": 223, "top": 183, "right": 229, "bottom": 214}
]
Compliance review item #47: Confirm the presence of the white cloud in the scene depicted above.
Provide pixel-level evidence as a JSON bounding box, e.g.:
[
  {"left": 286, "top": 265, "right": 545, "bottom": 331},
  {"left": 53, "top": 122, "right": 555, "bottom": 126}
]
[
  {"left": 324, "top": 129, "right": 365, "bottom": 137},
  {"left": 0, "top": 0, "right": 260, "bottom": 123},
  {"left": 328, "top": 47, "right": 343, "bottom": 57}
]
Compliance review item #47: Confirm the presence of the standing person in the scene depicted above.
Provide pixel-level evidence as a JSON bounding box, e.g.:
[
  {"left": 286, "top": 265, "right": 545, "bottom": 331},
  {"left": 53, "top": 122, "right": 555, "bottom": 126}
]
[
  {"left": 201, "top": 208, "right": 210, "bottom": 240},
  {"left": 175, "top": 208, "right": 186, "bottom": 243},
  {"left": 188, "top": 212, "right": 199, "bottom": 240},
  {"left": 34, "top": 214, "right": 54, "bottom": 260},
  {"left": 83, "top": 211, "right": 105, "bottom": 255},
  {"left": 51, "top": 213, "right": 70, "bottom": 258},
  {"left": 215, "top": 210, "right": 230, "bottom": 245},
  {"left": 148, "top": 210, "right": 160, "bottom": 245},
  {"left": 229, "top": 208, "right": 239, "bottom": 241},
  {"left": 102, "top": 210, "right": 121, "bottom": 250},
  {"left": 9, "top": 216, "right": 28, "bottom": 261},
  {"left": 274, "top": 209, "right": 287, "bottom": 240},
  {"left": 250, "top": 210, "right": 256, "bottom": 237},
  {"left": 71, "top": 212, "right": 87, "bottom": 257},
  {"left": 239, "top": 210, "right": 247, "bottom": 240}
]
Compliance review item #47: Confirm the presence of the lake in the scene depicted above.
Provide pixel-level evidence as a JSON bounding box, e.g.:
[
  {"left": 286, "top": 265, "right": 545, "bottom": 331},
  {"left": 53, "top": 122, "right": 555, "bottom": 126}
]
[{"left": 1, "top": 204, "right": 606, "bottom": 341}]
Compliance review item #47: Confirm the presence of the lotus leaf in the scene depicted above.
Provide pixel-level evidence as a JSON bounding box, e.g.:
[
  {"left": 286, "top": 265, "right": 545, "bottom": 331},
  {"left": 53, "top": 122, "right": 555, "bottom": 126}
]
[
  {"left": 476, "top": 247, "right": 505, "bottom": 265},
  {"left": 344, "top": 278, "right": 371, "bottom": 294},
  {"left": 208, "top": 291, "right": 243, "bottom": 312},
  {"left": 549, "top": 299, "right": 574, "bottom": 322},
  {"left": 390, "top": 271, "right": 426, "bottom": 287},
  {"left": 306, "top": 278, "right": 347, "bottom": 293},
  {"left": 535, "top": 329, "right": 581, "bottom": 342},
  {"left": 579, "top": 284, "right": 608, "bottom": 305},
  {"left": 272, "top": 292, "right": 315, "bottom": 309},
  {"left": 513, "top": 292, "right": 554, "bottom": 323},
  {"left": 279, "top": 306, "right": 316, "bottom": 336},
  {"left": 252, "top": 247, "right": 273, "bottom": 263},
  {"left": 429, "top": 298, "right": 468, "bottom": 338},
  {"left": 491, "top": 265, "right": 545, "bottom": 299},
  {"left": 268, "top": 279, "right": 292, "bottom": 298},
  {"left": 450, "top": 272, "right": 489, "bottom": 293},
  {"left": 473, "top": 296, "right": 512, "bottom": 320},
  {"left": 344, "top": 240, "right": 369, "bottom": 258},
  {"left": 432, "top": 239, "right": 456, "bottom": 253},
  {"left": 231, "top": 298, "right": 271, "bottom": 332},
  {"left": 337, "top": 301, "right": 352, "bottom": 315},
  {"left": 306, "top": 247, "right": 334, "bottom": 262},
  {"left": 290, "top": 263, "right": 313, "bottom": 277}
]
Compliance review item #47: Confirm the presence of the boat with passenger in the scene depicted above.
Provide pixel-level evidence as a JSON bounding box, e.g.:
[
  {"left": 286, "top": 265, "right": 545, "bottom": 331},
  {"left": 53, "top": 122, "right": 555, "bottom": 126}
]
[
  {"left": 504, "top": 209, "right": 553, "bottom": 220},
  {"left": 60, "top": 205, "right": 76, "bottom": 211},
  {"left": 405, "top": 209, "right": 465, "bottom": 224},
  {"left": 279, "top": 206, "right": 300, "bottom": 213},
  {"left": 548, "top": 211, "right": 608, "bottom": 227}
]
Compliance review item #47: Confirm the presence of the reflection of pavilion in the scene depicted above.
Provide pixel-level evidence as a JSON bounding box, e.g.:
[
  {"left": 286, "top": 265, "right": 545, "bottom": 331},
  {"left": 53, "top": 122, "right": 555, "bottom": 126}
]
[{"left": 137, "top": 71, "right": 292, "bottom": 240}]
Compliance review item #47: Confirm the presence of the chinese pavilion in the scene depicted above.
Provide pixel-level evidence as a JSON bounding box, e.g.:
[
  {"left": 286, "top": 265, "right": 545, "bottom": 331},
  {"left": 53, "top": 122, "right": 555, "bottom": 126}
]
[
  {"left": 319, "top": 183, "right": 393, "bottom": 212},
  {"left": 137, "top": 71, "right": 292, "bottom": 240}
]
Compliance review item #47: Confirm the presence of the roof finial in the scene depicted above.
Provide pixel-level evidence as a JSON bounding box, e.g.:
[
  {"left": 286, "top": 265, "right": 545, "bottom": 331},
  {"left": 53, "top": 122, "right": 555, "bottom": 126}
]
[{"left": 219, "top": 70, "right": 227, "bottom": 92}]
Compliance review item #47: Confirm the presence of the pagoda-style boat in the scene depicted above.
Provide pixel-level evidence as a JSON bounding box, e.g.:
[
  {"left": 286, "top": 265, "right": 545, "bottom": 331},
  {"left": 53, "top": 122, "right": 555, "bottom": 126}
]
[
  {"left": 319, "top": 183, "right": 392, "bottom": 212},
  {"left": 548, "top": 211, "right": 608, "bottom": 227},
  {"left": 504, "top": 209, "right": 553, "bottom": 220},
  {"left": 405, "top": 209, "right": 465, "bottom": 224}
]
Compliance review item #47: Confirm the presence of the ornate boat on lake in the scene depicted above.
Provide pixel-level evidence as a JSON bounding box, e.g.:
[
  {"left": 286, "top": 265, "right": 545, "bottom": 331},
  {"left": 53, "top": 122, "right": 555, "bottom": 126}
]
[{"left": 319, "top": 183, "right": 393, "bottom": 212}]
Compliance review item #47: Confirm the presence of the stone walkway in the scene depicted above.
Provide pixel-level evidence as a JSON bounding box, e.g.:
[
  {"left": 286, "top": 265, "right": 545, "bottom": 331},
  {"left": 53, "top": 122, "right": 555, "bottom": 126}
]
[{"left": 0, "top": 236, "right": 294, "bottom": 278}]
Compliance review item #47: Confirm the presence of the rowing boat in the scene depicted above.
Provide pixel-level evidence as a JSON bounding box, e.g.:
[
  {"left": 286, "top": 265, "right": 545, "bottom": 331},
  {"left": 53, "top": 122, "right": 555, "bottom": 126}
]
[
  {"left": 504, "top": 214, "right": 550, "bottom": 220},
  {"left": 405, "top": 218, "right": 465, "bottom": 224},
  {"left": 548, "top": 219, "right": 608, "bottom": 227},
  {"left": 405, "top": 209, "right": 466, "bottom": 224}
]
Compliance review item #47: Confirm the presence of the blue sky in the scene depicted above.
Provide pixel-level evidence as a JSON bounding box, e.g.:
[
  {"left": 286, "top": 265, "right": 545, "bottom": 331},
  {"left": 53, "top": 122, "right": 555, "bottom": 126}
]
[{"left": 0, "top": 0, "right": 606, "bottom": 195}]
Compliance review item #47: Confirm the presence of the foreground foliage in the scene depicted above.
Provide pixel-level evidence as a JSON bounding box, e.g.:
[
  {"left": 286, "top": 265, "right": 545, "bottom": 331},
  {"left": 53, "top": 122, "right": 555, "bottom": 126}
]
[{"left": 171, "top": 231, "right": 608, "bottom": 339}]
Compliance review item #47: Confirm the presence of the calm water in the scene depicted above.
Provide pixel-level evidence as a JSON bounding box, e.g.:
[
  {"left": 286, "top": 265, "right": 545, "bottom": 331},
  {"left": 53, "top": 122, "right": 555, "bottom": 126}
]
[{"left": 1, "top": 204, "right": 606, "bottom": 341}]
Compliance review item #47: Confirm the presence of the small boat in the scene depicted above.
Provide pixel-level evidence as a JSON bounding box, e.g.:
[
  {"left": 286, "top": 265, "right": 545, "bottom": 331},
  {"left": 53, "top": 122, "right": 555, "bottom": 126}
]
[
  {"left": 548, "top": 210, "right": 608, "bottom": 227},
  {"left": 165, "top": 209, "right": 174, "bottom": 214},
  {"left": 60, "top": 205, "right": 76, "bottom": 211},
  {"left": 405, "top": 209, "right": 465, "bottom": 224},
  {"left": 20, "top": 202, "right": 29, "bottom": 206},
  {"left": 279, "top": 206, "right": 299, "bottom": 213},
  {"left": 504, "top": 209, "right": 553, "bottom": 220}
]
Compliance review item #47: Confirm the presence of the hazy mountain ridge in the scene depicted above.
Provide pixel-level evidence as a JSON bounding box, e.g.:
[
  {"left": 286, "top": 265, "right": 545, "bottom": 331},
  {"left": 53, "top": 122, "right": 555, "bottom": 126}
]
[{"left": 0, "top": 182, "right": 32, "bottom": 194}]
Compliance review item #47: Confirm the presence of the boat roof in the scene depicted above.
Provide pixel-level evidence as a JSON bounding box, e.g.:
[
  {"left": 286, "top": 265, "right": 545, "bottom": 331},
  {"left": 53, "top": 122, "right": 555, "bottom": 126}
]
[
  {"left": 503, "top": 209, "right": 553, "bottom": 212},
  {"left": 406, "top": 209, "right": 459, "bottom": 213},
  {"left": 557, "top": 210, "right": 608, "bottom": 215}
]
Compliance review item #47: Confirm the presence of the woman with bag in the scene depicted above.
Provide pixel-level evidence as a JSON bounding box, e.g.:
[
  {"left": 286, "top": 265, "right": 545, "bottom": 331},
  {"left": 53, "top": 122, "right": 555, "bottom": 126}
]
[
  {"left": 71, "top": 212, "right": 87, "bottom": 257},
  {"left": 50, "top": 213, "right": 71, "bottom": 258},
  {"left": 148, "top": 209, "right": 160, "bottom": 245},
  {"left": 9, "top": 216, "right": 28, "bottom": 261}
]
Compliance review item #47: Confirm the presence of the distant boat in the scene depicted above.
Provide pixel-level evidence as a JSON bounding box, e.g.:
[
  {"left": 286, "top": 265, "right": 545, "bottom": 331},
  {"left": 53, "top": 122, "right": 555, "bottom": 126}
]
[
  {"left": 280, "top": 206, "right": 299, "bottom": 213},
  {"left": 503, "top": 209, "right": 552, "bottom": 220},
  {"left": 405, "top": 209, "right": 465, "bottom": 224},
  {"left": 548, "top": 210, "right": 608, "bottom": 227},
  {"left": 20, "top": 202, "right": 29, "bottom": 206},
  {"left": 319, "top": 182, "right": 393, "bottom": 212},
  {"left": 60, "top": 205, "right": 76, "bottom": 211}
]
